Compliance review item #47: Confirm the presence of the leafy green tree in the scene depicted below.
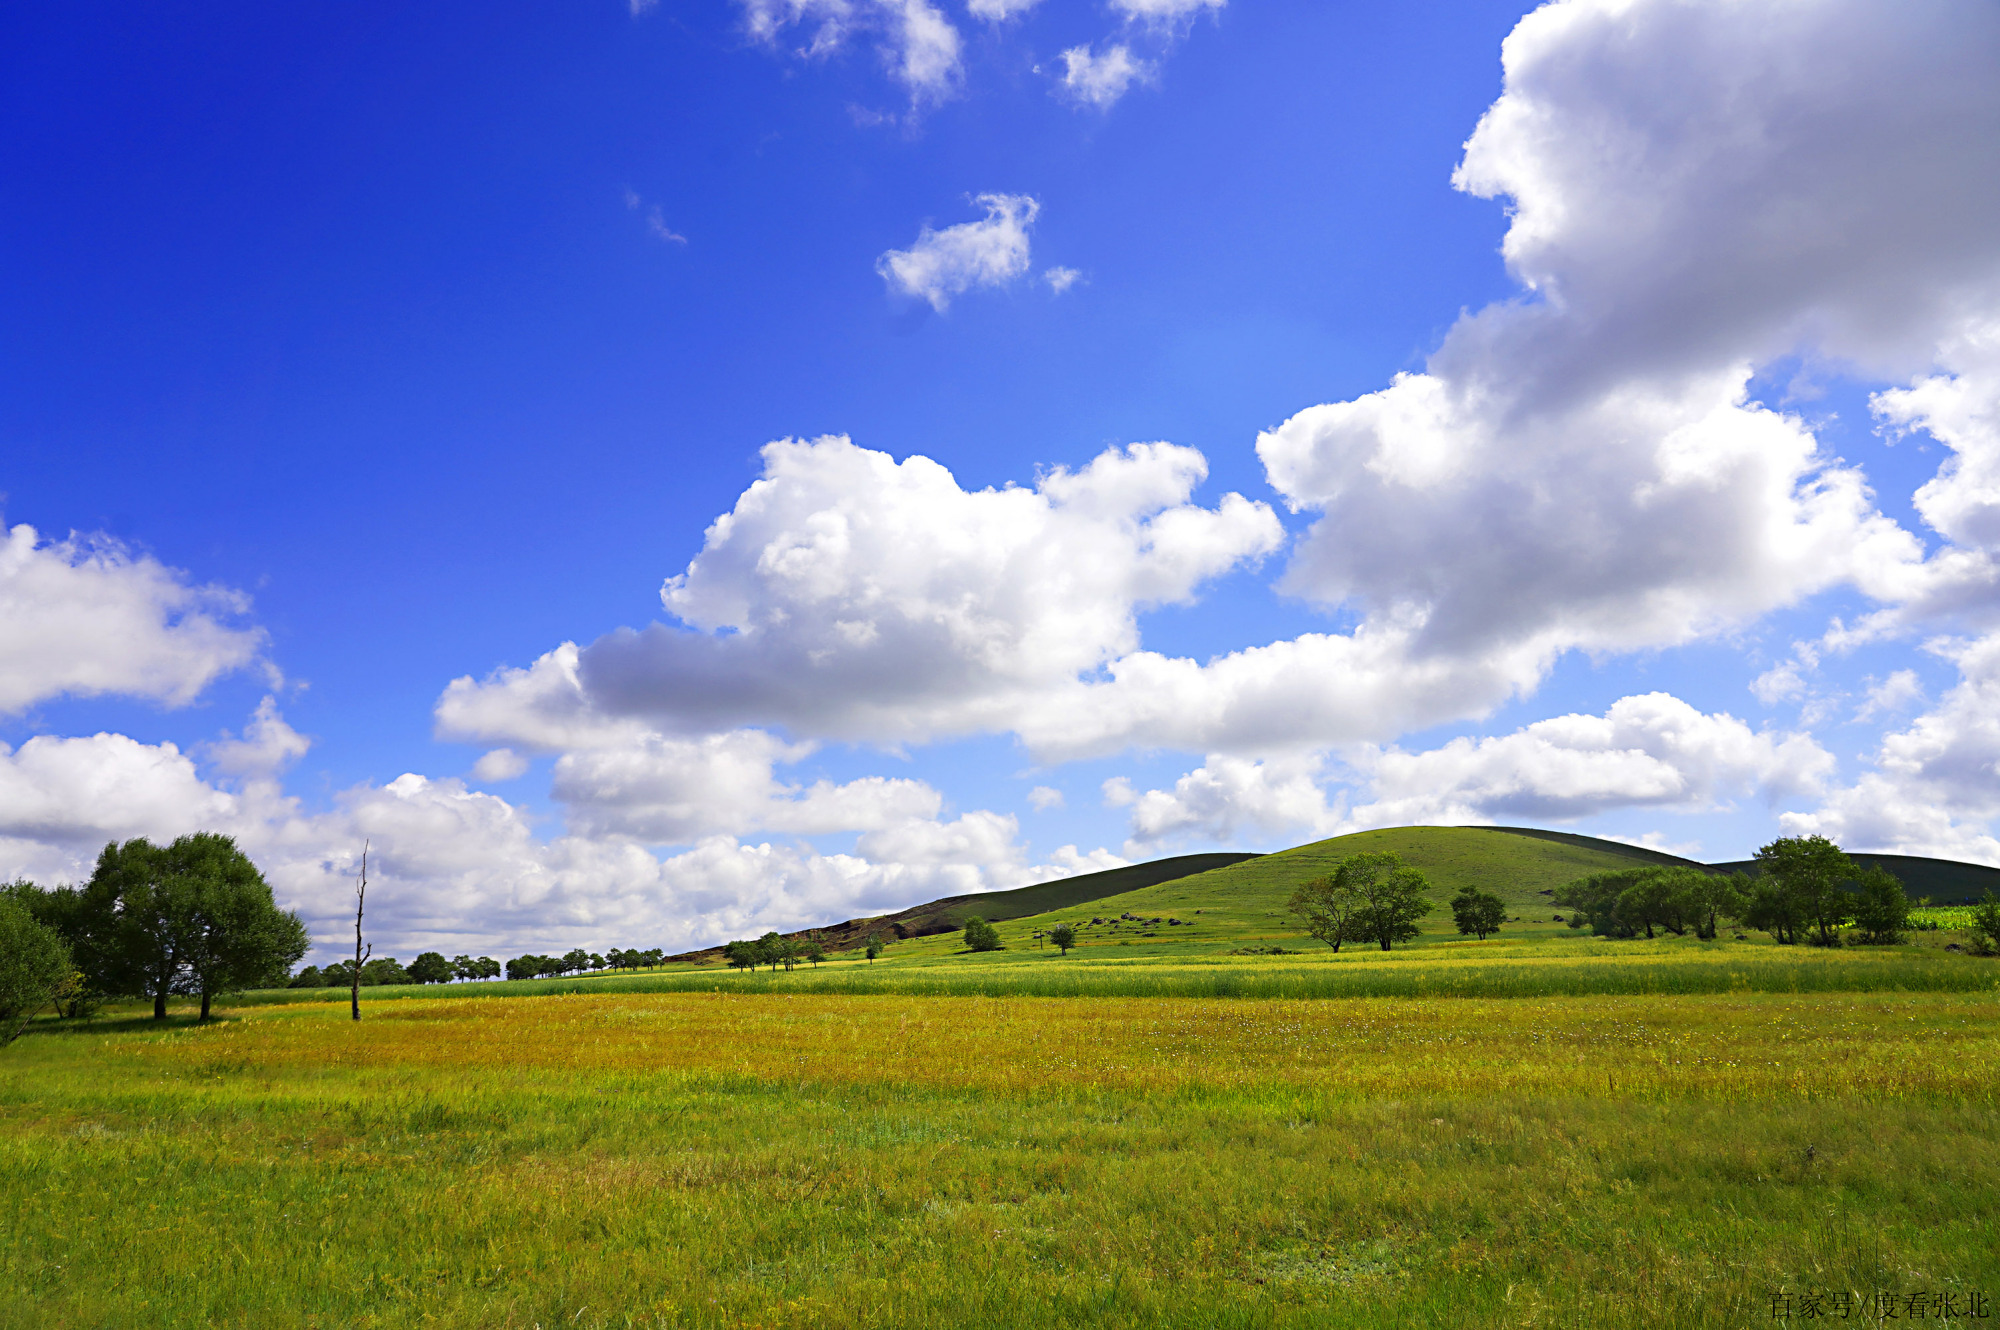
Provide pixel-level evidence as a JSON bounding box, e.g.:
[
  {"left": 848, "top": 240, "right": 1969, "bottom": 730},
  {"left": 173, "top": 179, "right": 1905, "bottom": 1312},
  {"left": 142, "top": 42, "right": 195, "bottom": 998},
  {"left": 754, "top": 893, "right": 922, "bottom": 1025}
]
[
  {"left": 1753, "top": 836, "right": 1857, "bottom": 946},
  {"left": 171, "top": 833, "right": 309, "bottom": 1019},
  {"left": 1683, "top": 871, "right": 1750, "bottom": 940},
  {"left": 288, "top": 965, "right": 327, "bottom": 988},
  {"left": 1450, "top": 887, "right": 1506, "bottom": 940},
  {"left": 1047, "top": 923, "right": 1077, "bottom": 955},
  {"left": 864, "top": 934, "right": 882, "bottom": 963},
  {"left": 505, "top": 955, "right": 537, "bottom": 981},
  {"left": 449, "top": 955, "right": 477, "bottom": 980},
  {"left": 562, "top": 947, "right": 590, "bottom": 975},
  {"left": 1, "top": 893, "right": 75, "bottom": 1046},
  {"left": 472, "top": 956, "right": 500, "bottom": 980},
  {"left": 87, "top": 839, "right": 192, "bottom": 1020},
  {"left": 1288, "top": 869, "right": 1367, "bottom": 952},
  {"left": 756, "top": 932, "right": 785, "bottom": 972},
  {"left": 962, "top": 917, "right": 1003, "bottom": 952},
  {"left": 361, "top": 957, "right": 409, "bottom": 986},
  {"left": 723, "top": 940, "right": 758, "bottom": 971},
  {"left": 1850, "top": 867, "right": 1912, "bottom": 945},
  {"left": 640, "top": 948, "right": 663, "bottom": 969},
  {"left": 804, "top": 939, "right": 827, "bottom": 967},
  {"left": 7, "top": 880, "right": 109, "bottom": 1017},
  {"left": 1554, "top": 869, "right": 1651, "bottom": 937},
  {"left": 1332, "top": 852, "right": 1433, "bottom": 951},
  {"left": 408, "top": 952, "right": 455, "bottom": 984}
]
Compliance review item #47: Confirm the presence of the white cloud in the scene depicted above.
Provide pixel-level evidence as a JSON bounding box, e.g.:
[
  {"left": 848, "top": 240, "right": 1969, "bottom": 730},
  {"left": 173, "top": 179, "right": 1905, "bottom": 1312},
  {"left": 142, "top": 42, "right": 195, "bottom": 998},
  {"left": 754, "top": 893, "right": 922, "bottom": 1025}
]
[
  {"left": 458, "top": 436, "right": 1280, "bottom": 755},
  {"left": 551, "top": 728, "right": 942, "bottom": 842},
  {"left": 1026, "top": 784, "right": 1063, "bottom": 811},
  {"left": 967, "top": 0, "right": 1041, "bottom": 19},
  {"left": 876, "top": 194, "right": 1039, "bottom": 311},
  {"left": 1113, "top": 752, "right": 1342, "bottom": 850},
  {"left": 471, "top": 748, "right": 531, "bottom": 783},
  {"left": 206, "top": 696, "right": 311, "bottom": 778},
  {"left": 1242, "top": 0, "right": 2000, "bottom": 746},
  {"left": 1043, "top": 266, "right": 1082, "bottom": 294},
  {"left": 0, "top": 732, "right": 245, "bottom": 852},
  {"left": 1349, "top": 693, "right": 1833, "bottom": 828},
  {"left": 1854, "top": 670, "right": 1924, "bottom": 724},
  {"left": 740, "top": 0, "right": 963, "bottom": 106},
  {"left": 0, "top": 701, "right": 1125, "bottom": 959},
  {"left": 1786, "top": 633, "right": 2000, "bottom": 864},
  {"left": 0, "top": 522, "right": 265, "bottom": 715},
  {"left": 1112, "top": 693, "right": 1833, "bottom": 850},
  {"left": 1056, "top": 44, "right": 1150, "bottom": 108},
  {"left": 1108, "top": 0, "right": 1223, "bottom": 21}
]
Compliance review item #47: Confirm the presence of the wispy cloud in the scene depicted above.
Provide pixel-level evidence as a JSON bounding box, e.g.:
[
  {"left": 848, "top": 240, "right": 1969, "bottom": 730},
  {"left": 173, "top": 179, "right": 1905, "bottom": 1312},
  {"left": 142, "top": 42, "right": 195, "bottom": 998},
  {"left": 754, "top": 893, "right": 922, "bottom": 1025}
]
[
  {"left": 625, "top": 188, "right": 687, "bottom": 244},
  {"left": 876, "top": 193, "right": 1039, "bottom": 311},
  {"left": 1056, "top": 44, "right": 1151, "bottom": 108}
]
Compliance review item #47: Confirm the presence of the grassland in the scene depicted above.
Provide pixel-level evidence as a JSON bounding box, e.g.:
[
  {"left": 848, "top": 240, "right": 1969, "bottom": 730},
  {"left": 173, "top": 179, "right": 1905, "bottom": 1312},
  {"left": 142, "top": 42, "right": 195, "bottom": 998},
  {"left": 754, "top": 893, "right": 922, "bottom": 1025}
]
[
  {"left": 5, "top": 827, "right": 1996, "bottom": 1328},
  {"left": 5, "top": 989, "right": 1997, "bottom": 1329}
]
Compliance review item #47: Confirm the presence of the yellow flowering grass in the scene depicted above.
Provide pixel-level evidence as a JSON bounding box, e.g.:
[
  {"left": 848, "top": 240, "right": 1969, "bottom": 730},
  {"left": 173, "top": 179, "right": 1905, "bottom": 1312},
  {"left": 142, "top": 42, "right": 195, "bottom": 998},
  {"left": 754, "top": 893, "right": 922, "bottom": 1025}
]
[{"left": 3, "top": 989, "right": 1996, "bottom": 1328}]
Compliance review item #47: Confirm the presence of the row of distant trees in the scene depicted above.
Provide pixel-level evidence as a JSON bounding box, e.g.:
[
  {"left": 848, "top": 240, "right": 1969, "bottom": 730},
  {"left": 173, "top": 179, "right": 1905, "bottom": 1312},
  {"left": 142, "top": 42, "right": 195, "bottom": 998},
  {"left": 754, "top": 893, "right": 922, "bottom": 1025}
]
[
  {"left": 288, "top": 946, "right": 670, "bottom": 988},
  {"left": 1282, "top": 835, "right": 2000, "bottom": 954},
  {"left": 722, "top": 931, "right": 838, "bottom": 972},
  {"left": 2, "top": 834, "right": 308, "bottom": 1035},
  {"left": 1556, "top": 836, "right": 1924, "bottom": 946}
]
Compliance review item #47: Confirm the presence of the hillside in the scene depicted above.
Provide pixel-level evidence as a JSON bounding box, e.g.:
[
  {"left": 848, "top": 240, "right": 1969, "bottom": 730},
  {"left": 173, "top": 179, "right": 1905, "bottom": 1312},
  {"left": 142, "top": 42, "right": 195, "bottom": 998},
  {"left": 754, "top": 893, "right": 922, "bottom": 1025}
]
[
  {"left": 664, "top": 851, "right": 1257, "bottom": 962},
  {"left": 726, "top": 826, "right": 1675, "bottom": 967},
  {"left": 665, "top": 826, "right": 2000, "bottom": 969}
]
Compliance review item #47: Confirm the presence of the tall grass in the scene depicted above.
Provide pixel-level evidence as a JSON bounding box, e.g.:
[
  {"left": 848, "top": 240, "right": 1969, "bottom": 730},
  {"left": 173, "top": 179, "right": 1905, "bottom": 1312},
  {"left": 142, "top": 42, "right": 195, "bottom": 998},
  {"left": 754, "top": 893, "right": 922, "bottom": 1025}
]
[
  {"left": 235, "top": 940, "right": 2000, "bottom": 1007},
  {"left": 3, "top": 989, "right": 1996, "bottom": 1329}
]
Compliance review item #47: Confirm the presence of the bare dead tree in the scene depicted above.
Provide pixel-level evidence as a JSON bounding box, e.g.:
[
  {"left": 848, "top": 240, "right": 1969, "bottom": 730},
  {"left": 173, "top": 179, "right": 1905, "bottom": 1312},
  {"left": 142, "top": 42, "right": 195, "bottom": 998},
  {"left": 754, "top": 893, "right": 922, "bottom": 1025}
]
[{"left": 351, "top": 841, "right": 371, "bottom": 1022}]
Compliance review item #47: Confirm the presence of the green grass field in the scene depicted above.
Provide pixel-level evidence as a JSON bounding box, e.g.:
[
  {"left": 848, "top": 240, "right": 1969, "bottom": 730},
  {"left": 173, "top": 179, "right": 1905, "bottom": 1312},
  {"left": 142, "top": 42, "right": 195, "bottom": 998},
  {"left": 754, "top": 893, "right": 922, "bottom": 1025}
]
[{"left": 5, "top": 827, "right": 1997, "bottom": 1328}]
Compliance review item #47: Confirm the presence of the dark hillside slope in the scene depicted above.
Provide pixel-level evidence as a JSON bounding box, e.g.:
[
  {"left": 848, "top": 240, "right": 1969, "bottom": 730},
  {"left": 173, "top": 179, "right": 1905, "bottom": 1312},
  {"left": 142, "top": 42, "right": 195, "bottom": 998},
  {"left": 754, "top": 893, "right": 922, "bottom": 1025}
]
[
  {"left": 1479, "top": 827, "right": 1999, "bottom": 903},
  {"left": 664, "top": 852, "right": 1256, "bottom": 962},
  {"left": 1709, "top": 852, "right": 2000, "bottom": 904}
]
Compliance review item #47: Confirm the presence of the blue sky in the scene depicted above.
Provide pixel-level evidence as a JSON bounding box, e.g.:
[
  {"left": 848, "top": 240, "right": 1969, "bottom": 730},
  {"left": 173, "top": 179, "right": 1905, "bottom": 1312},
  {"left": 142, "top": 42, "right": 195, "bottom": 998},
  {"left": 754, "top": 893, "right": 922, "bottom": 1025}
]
[{"left": 5, "top": 0, "right": 2000, "bottom": 961}]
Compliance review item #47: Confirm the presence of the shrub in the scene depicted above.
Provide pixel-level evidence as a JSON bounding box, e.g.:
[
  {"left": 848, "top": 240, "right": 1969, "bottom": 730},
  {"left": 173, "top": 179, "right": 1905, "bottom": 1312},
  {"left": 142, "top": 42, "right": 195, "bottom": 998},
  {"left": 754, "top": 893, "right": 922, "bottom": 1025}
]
[
  {"left": 1849, "top": 867, "right": 1912, "bottom": 945},
  {"left": 1970, "top": 894, "right": 2000, "bottom": 957},
  {"left": 963, "top": 917, "right": 1003, "bottom": 953},
  {"left": 1, "top": 894, "right": 75, "bottom": 1045}
]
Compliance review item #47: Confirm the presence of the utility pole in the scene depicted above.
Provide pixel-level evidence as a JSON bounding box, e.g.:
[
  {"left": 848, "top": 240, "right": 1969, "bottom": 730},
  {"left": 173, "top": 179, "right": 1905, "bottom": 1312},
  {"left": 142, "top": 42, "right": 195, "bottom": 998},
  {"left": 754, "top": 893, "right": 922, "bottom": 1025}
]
[{"left": 351, "top": 841, "right": 372, "bottom": 1022}]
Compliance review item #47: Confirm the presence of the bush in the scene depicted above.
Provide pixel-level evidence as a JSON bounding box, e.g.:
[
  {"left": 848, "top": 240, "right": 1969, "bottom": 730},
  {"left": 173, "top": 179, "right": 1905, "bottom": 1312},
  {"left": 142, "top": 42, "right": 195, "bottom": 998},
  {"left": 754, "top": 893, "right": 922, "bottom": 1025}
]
[
  {"left": 1970, "top": 894, "right": 2000, "bottom": 957},
  {"left": 1, "top": 895, "right": 74, "bottom": 1045},
  {"left": 1849, "top": 867, "right": 1912, "bottom": 945},
  {"left": 962, "top": 917, "right": 1003, "bottom": 952}
]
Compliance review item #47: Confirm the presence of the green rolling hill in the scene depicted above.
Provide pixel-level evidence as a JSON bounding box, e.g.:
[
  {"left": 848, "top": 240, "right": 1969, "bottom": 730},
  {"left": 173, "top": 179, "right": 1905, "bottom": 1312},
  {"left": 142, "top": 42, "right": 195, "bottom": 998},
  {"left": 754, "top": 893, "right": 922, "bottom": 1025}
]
[{"left": 668, "top": 826, "right": 2000, "bottom": 965}]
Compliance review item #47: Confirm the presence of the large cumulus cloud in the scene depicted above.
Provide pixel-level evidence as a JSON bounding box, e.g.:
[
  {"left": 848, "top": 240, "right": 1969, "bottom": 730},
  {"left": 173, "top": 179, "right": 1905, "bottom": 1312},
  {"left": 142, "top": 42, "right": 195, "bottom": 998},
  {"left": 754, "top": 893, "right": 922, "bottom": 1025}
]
[{"left": 0, "top": 523, "right": 266, "bottom": 714}]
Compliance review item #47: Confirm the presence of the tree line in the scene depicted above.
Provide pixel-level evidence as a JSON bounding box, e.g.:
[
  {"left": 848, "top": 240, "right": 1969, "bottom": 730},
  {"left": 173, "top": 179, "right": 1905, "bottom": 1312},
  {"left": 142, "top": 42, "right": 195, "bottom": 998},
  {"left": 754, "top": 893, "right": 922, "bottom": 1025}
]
[
  {"left": 722, "top": 932, "right": 835, "bottom": 972},
  {"left": 2, "top": 834, "right": 307, "bottom": 1036},
  {"left": 288, "top": 946, "right": 669, "bottom": 988},
  {"left": 1555, "top": 836, "right": 1928, "bottom": 946}
]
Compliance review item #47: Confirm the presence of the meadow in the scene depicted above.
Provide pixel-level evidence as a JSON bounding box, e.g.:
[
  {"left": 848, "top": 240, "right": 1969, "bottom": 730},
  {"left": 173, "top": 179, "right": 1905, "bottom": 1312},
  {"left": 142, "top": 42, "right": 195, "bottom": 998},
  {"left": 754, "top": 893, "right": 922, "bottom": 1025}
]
[
  {"left": 4, "top": 987, "right": 1997, "bottom": 1329},
  {"left": 6, "top": 827, "right": 1996, "bottom": 1328}
]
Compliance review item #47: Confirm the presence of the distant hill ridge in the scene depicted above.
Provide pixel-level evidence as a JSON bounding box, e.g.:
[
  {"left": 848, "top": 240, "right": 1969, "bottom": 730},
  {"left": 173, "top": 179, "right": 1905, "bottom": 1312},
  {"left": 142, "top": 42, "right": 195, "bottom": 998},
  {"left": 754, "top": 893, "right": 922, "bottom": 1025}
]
[
  {"left": 664, "top": 852, "right": 1258, "bottom": 964},
  {"left": 1479, "top": 826, "right": 2000, "bottom": 903},
  {"left": 669, "top": 827, "right": 1997, "bottom": 961}
]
